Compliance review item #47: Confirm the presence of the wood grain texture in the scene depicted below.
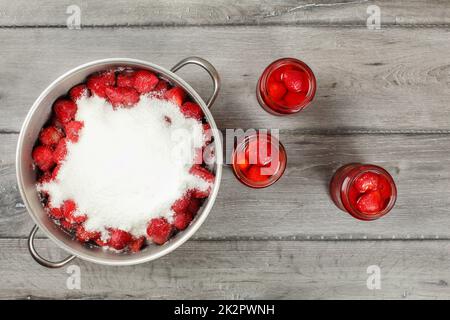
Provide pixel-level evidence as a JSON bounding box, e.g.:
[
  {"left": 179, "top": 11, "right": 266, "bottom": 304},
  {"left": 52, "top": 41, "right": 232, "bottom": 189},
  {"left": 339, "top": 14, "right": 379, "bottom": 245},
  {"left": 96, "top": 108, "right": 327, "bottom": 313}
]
[
  {"left": 4, "top": 132, "right": 450, "bottom": 240},
  {"left": 1, "top": 239, "right": 450, "bottom": 299},
  {"left": 1, "top": 27, "right": 450, "bottom": 132},
  {"left": 0, "top": 0, "right": 450, "bottom": 27}
]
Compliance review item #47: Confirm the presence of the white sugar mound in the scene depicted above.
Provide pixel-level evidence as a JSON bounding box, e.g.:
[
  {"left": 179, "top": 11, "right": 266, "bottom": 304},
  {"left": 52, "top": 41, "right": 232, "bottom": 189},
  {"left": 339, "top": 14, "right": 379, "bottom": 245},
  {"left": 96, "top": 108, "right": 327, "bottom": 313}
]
[{"left": 39, "top": 95, "right": 209, "bottom": 237}]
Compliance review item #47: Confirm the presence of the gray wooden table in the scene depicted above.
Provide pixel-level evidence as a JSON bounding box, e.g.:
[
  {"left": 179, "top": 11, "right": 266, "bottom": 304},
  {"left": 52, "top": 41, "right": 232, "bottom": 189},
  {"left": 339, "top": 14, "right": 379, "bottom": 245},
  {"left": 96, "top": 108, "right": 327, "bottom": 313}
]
[{"left": 1, "top": 0, "right": 450, "bottom": 299}]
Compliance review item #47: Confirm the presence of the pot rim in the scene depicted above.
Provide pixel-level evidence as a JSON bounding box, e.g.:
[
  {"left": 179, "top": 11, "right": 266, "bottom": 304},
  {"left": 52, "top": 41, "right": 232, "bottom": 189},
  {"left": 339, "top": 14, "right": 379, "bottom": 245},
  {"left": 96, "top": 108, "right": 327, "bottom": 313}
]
[{"left": 16, "top": 57, "right": 223, "bottom": 266}]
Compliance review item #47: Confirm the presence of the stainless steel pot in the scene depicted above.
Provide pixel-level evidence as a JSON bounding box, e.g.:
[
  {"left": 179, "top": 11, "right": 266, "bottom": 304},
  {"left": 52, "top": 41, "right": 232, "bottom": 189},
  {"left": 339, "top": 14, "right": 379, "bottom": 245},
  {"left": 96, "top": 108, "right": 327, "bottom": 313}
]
[{"left": 16, "top": 57, "right": 222, "bottom": 268}]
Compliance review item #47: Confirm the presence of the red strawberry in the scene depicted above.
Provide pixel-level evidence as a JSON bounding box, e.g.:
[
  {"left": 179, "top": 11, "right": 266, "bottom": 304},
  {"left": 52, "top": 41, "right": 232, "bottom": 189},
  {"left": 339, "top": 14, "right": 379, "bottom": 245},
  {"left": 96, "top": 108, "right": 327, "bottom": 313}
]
[
  {"left": 61, "top": 200, "right": 76, "bottom": 222},
  {"left": 187, "top": 198, "right": 201, "bottom": 215},
  {"left": 179, "top": 102, "right": 204, "bottom": 121},
  {"left": 69, "top": 84, "right": 89, "bottom": 101},
  {"left": 129, "top": 236, "right": 145, "bottom": 252},
  {"left": 51, "top": 164, "right": 61, "bottom": 180},
  {"left": 64, "top": 121, "right": 84, "bottom": 143},
  {"left": 171, "top": 193, "right": 192, "bottom": 215},
  {"left": 354, "top": 172, "right": 379, "bottom": 193},
  {"left": 378, "top": 175, "right": 393, "bottom": 200},
  {"left": 105, "top": 86, "right": 140, "bottom": 107},
  {"left": 116, "top": 71, "right": 136, "bottom": 88},
  {"left": 356, "top": 191, "right": 382, "bottom": 214},
  {"left": 53, "top": 138, "right": 68, "bottom": 164},
  {"left": 146, "top": 218, "right": 174, "bottom": 245},
  {"left": 108, "top": 229, "right": 132, "bottom": 250},
  {"left": 267, "top": 81, "right": 287, "bottom": 100},
  {"left": 173, "top": 211, "right": 193, "bottom": 230},
  {"left": 154, "top": 79, "right": 169, "bottom": 93},
  {"left": 39, "top": 126, "right": 63, "bottom": 146},
  {"left": 247, "top": 136, "right": 272, "bottom": 166},
  {"left": 60, "top": 220, "right": 75, "bottom": 232},
  {"left": 245, "top": 165, "right": 269, "bottom": 182},
  {"left": 87, "top": 70, "right": 115, "bottom": 98},
  {"left": 38, "top": 171, "right": 52, "bottom": 184},
  {"left": 164, "top": 87, "right": 186, "bottom": 106},
  {"left": 190, "top": 165, "right": 215, "bottom": 182},
  {"left": 62, "top": 199, "right": 79, "bottom": 224},
  {"left": 95, "top": 238, "right": 108, "bottom": 247},
  {"left": 283, "top": 92, "right": 306, "bottom": 107},
  {"left": 53, "top": 99, "right": 77, "bottom": 123},
  {"left": 48, "top": 206, "right": 64, "bottom": 219},
  {"left": 32, "top": 145, "right": 55, "bottom": 171},
  {"left": 203, "top": 123, "right": 212, "bottom": 144},
  {"left": 133, "top": 70, "right": 159, "bottom": 94},
  {"left": 76, "top": 226, "right": 100, "bottom": 242},
  {"left": 189, "top": 165, "right": 215, "bottom": 198},
  {"left": 270, "top": 66, "right": 290, "bottom": 82},
  {"left": 282, "top": 69, "right": 307, "bottom": 92}
]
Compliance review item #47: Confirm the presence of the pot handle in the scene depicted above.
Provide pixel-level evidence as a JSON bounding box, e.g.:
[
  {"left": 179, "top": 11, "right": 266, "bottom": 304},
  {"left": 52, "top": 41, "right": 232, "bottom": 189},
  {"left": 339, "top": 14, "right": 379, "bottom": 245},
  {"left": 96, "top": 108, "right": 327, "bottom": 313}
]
[
  {"left": 28, "top": 225, "right": 76, "bottom": 268},
  {"left": 170, "top": 57, "right": 220, "bottom": 109}
]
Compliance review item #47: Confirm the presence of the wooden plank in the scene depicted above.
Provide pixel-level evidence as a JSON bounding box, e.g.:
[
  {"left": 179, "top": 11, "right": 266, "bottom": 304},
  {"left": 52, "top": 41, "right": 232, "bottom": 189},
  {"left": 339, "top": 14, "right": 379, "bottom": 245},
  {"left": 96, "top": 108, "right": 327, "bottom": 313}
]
[
  {"left": 4, "top": 132, "right": 450, "bottom": 239},
  {"left": 1, "top": 27, "right": 450, "bottom": 132},
  {"left": 1, "top": 239, "right": 450, "bottom": 299},
  {"left": 1, "top": 0, "right": 449, "bottom": 27}
]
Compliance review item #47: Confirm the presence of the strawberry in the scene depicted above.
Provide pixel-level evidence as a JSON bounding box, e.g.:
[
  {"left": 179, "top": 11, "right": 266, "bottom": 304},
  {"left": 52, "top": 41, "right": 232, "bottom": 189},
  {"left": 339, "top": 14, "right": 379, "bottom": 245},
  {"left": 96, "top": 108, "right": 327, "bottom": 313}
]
[
  {"left": 378, "top": 175, "right": 393, "bottom": 200},
  {"left": 64, "top": 121, "right": 83, "bottom": 143},
  {"left": 133, "top": 70, "right": 159, "bottom": 94},
  {"left": 105, "top": 86, "right": 140, "bottom": 107},
  {"left": 267, "top": 81, "right": 287, "bottom": 100},
  {"left": 356, "top": 191, "right": 382, "bottom": 214},
  {"left": 270, "top": 66, "right": 290, "bottom": 82},
  {"left": 38, "top": 171, "right": 52, "bottom": 184},
  {"left": 60, "top": 220, "right": 75, "bottom": 232},
  {"left": 116, "top": 71, "right": 136, "bottom": 88},
  {"left": 95, "top": 238, "right": 108, "bottom": 247},
  {"left": 282, "top": 69, "right": 307, "bottom": 92},
  {"left": 187, "top": 198, "right": 201, "bottom": 215},
  {"left": 171, "top": 193, "right": 192, "bottom": 215},
  {"left": 189, "top": 165, "right": 215, "bottom": 198},
  {"left": 235, "top": 149, "right": 250, "bottom": 172},
  {"left": 164, "top": 87, "right": 186, "bottom": 106},
  {"left": 87, "top": 70, "right": 115, "bottom": 98},
  {"left": 146, "top": 218, "right": 174, "bottom": 245},
  {"left": 48, "top": 206, "right": 64, "bottom": 219},
  {"left": 247, "top": 136, "right": 272, "bottom": 166},
  {"left": 283, "top": 92, "right": 306, "bottom": 108},
  {"left": 354, "top": 172, "right": 379, "bottom": 193},
  {"left": 189, "top": 165, "right": 215, "bottom": 182},
  {"left": 69, "top": 84, "right": 89, "bottom": 101},
  {"left": 129, "top": 236, "right": 146, "bottom": 252},
  {"left": 245, "top": 165, "right": 270, "bottom": 182},
  {"left": 62, "top": 199, "right": 78, "bottom": 224},
  {"left": 76, "top": 226, "right": 100, "bottom": 242},
  {"left": 61, "top": 199, "right": 86, "bottom": 224},
  {"left": 154, "top": 79, "right": 169, "bottom": 93},
  {"left": 53, "top": 138, "right": 68, "bottom": 164},
  {"left": 107, "top": 228, "right": 132, "bottom": 250},
  {"left": 53, "top": 99, "right": 77, "bottom": 123},
  {"left": 179, "top": 102, "right": 204, "bottom": 121},
  {"left": 203, "top": 123, "right": 212, "bottom": 144},
  {"left": 39, "top": 126, "right": 63, "bottom": 146},
  {"left": 173, "top": 211, "right": 193, "bottom": 230},
  {"left": 32, "top": 145, "right": 55, "bottom": 171},
  {"left": 51, "top": 164, "right": 61, "bottom": 180}
]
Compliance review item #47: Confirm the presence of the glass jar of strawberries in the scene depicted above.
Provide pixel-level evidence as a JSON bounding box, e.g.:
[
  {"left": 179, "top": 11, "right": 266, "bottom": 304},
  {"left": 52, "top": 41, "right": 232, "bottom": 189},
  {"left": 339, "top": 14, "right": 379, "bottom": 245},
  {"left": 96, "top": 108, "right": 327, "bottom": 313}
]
[
  {"left": 329, "top": 164, "right": 397, "bottom": 220},
  {"left": 232, "top": 132, "right": 287, "bottom": 188},
  {"left": 257, "top": 58, "right": 316, "bottom": 115}
]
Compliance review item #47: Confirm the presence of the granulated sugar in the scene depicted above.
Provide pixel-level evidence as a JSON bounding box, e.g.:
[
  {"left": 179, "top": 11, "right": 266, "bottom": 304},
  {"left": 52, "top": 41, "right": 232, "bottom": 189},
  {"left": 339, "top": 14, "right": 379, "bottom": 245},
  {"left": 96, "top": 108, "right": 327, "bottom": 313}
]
[{"left": 39, "top": 95, "right": 210, "bottom": 237}]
